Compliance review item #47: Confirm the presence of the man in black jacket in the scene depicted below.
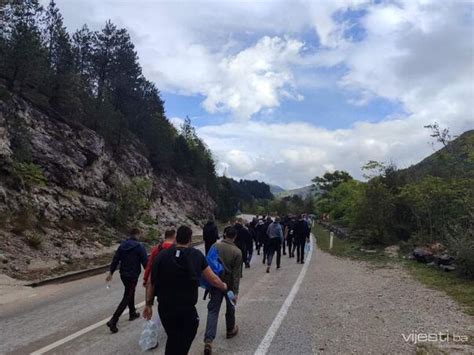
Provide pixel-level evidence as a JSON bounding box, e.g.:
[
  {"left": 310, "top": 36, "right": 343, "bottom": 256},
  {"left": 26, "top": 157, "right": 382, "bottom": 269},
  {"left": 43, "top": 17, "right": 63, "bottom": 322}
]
[
  {"left": 203, "top": 214, "right": 219, "bottom": 255},
  {"left": 294, "top": 214, "right": 310, "bottom": 264},
  {"left": 234, "top": 218, "right": 252, "bottom": 269},
  {"left": 106, "top": 228, "right": 148, "bottom": 333},
  {"left": 286, "top": 215, "right": 297, "bottom": 258},
  {"left": 261, "top": 216, "right": 272, "bottom": 264}
]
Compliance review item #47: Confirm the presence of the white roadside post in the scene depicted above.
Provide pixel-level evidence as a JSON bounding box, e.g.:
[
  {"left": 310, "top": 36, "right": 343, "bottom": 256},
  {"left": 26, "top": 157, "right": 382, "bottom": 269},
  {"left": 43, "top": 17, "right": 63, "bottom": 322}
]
[{"left": 329, "top": 231, "right": 334, "bottom": 250}]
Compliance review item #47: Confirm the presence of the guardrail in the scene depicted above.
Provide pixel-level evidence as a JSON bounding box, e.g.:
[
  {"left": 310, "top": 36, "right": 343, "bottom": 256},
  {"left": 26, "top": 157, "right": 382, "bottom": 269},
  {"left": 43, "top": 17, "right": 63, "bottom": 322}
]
[
  {"left": 27, "top": 240, "right": 204, "bottom": 288},
  {"left": 318, "top": 221, "right": 350, "bottom": 239}
]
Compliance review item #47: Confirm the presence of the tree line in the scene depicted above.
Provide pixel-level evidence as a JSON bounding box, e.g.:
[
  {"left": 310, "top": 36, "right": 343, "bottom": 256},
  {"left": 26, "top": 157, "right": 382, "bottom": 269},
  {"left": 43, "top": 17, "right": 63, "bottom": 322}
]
[
  {"left": 0, "top": 0, "right": 278, "bottom": 221},
  {"left": 1, "top": 1, "right": 227, "bottom": 206},
  {"left": 0, "top": 1, "right": 275, "bottom": 222},
  {"left": 312, "top": 127, "right": 473, "bottom": 278}
]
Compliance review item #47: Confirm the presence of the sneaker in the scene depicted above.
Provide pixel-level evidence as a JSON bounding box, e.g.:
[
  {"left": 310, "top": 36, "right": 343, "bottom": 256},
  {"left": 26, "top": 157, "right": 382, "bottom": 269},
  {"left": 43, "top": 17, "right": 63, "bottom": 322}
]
[
  {"left": 129, "top": 312, "right": 140, "bottom": 321},
  {"left": 106, "top": 320, "right": 118, "bottom": 333},
  {"left": 226, "top": 325, "right": 239, "bottom": 339},
  {"left": 204, "top": 340, "right": 212, "bottom": 355},
  {"left": 266, "top": 266, "right": 270, "bottom": 273}
]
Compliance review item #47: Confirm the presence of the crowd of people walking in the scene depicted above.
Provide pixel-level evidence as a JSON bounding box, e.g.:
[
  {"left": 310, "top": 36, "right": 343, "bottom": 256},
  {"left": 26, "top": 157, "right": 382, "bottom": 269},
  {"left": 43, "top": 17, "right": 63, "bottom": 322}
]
[{"left": 105, "top": 213, "right": 313, "bottom": 354}]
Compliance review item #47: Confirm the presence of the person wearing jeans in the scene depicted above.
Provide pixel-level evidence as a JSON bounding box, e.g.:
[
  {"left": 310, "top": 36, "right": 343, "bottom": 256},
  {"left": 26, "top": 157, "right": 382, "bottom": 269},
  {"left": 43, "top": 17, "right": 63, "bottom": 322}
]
[
  {"left": 266, "top": 237, "right": 281, "bottom": 272},
  {"left": 204, "top": 288, "right": 236, "bottom": 341},
  {"left": 266, "top": 217, "right": 283, "bottom": 273},
  {"left": 204, "top": 227, "right": 242, "bottom": 355}
]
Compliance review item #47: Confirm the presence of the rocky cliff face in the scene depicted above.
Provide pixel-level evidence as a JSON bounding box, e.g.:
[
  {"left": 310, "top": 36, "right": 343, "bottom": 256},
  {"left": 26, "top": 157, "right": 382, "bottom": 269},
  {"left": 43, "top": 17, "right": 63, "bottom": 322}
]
[{"left": 0, "top": 95, "right": 215, "bottom": 280}]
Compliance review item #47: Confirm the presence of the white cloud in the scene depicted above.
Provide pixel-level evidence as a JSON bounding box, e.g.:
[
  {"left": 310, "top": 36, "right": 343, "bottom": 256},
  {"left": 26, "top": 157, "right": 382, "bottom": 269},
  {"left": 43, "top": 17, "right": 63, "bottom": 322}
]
[
  {"left": 52, "top": 0, "right": 367, "bottom": 119},
  {"left": 201, "top": 36, "right": 305, "bottom": 119},
  {"left": 198, "top": 114, "right": 458, "bottom": 189},
  {"left": 169, "top": 117, "right": 184, "bottom": 130},
  {"left": 52, "top": 0, "right": 473, "bottom": 188}
]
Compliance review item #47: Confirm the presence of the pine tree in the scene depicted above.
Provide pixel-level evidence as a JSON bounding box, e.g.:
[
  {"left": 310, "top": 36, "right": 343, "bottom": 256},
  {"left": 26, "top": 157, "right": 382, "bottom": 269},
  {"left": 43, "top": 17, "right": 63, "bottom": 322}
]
[
  {"left": 43, "top": 0, "right": 73, "bottom": 75},
  {"left": 42, "top": 0, "right": 77, "bottom": 116},
  {"left": 72, "top": 24, "right": 95, "bottom": 93},
  {"left": 1, "top": 0, "right": 47, "bottom": 93},
  {"left": 93, "top": 20, "right": 116, "bottom": 103}
]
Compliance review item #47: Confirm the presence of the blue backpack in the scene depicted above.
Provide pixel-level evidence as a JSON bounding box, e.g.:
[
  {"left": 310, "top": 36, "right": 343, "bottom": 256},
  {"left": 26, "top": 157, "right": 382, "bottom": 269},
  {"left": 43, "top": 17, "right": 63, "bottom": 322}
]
[{"left": 200, "top": 245, "right": 224, "bottom": 290}]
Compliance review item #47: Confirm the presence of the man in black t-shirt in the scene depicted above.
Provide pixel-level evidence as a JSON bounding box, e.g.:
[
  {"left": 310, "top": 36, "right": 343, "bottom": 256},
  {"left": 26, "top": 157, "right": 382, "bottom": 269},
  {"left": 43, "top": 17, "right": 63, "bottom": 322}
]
[{"left": 143, "top": 226, "right": 227, "bottom": 355}]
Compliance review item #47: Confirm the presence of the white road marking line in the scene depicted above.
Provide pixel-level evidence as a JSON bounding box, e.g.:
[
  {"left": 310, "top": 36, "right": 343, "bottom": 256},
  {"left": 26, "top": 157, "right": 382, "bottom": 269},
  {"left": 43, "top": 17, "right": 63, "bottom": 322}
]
[
  {"left": 30, "top": 243, "right": 205, "bottom": 355},
  {"left": 30, "top": 301, "right": 146, "bottom": 355},
  {"left": 254, "top": 235, "right": 314, "bottom": 355}
]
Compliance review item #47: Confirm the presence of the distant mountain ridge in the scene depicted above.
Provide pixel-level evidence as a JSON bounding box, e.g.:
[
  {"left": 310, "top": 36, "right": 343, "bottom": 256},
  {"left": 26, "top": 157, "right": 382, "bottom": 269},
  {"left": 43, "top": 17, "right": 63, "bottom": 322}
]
[
  {"left": 276, "top": 185, "right": 320, "bottom": 199},
  {"left": 269, "top": 184, "right": 285, "bottom": 194}
]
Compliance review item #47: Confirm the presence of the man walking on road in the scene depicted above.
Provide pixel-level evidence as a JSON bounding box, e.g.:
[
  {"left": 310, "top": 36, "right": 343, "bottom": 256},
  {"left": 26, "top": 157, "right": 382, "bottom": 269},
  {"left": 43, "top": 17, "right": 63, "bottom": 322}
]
[
  {"left": 286, "top": 215, "right": 297, "bottom": 258},
  {"left": 255, "top": 217, "right": 265, "bottom": 255},
  {"left": 203, "top": 214, "right": 219, "bottom": 255},
  {"left": 234, "top": 218, "right": 252, "bottom": 269},
  {"left": 294, "top": 214, "right": 310, "bottom": 264},
  {"left": 203, "top": 227, "right": 242, "bottom": 355},
  {"left": 266, "top": 217, "right": 283, "bottom": 273},
  {"left": 143, "top": 226, "right": 227, "bottom": 355},
  {"left": 261, "top": 216, "right": 272, "bottom": 264},
  {"left": 106, "top": 228, "right": 147, "bottom": 333},
  {"left": 143, "top": 228, "right": 176, "bottom": 287}
]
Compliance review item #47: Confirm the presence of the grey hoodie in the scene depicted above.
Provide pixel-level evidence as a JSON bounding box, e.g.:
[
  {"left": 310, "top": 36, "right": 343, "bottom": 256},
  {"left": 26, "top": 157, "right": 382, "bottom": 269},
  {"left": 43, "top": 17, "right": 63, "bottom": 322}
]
[{"left": 267, "top": 222, "right": 283, "bottom": 241}]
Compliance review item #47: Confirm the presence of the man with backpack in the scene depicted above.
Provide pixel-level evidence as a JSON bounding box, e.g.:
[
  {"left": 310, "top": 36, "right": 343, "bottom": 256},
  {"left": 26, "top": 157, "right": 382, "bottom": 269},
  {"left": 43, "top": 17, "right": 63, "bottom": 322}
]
[
  {"left": 106, "top": 228, "right": 147, "bottom": 333},
  {"left": 203, "top": 227, "right": 242, "bottom": 355},
  {"left": 203, "top": 214, "right": 219, "bottom": 255},
  {"left": 143, "top": 226, "right": 227, "bottom": 355}
]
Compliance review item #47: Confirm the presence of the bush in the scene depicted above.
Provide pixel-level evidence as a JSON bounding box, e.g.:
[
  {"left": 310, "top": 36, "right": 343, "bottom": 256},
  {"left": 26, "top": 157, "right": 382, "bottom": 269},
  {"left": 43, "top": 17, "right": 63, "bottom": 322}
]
[
  {"left": 11, "top": 162, "right": 47, "bottom": 187},
  {"left": 11, "top": 207, "right": 36, "bottom": 234},
  {"left": 399, "top": 177, "right": 472, "bottom": 243},
  {"left": 108, "top": 178, "right": 153, "bottom": 227},
  {"left": 351, "top": 179, "right": 396, "bottom": 246},
  {"left": 141, "top": 214, "right": 155, "bottom": 226},
  {"left": 447, "top": 223, "right": 474, "bottom": 279},
  {"left": 0, "top": 86, "right": 12, "bottom": 100},
  {"left": 143, "top": 228, "right": 160, "bottom": 245},
  {"left": 26, "top": 234, "right": 43, "bottom": 249}
]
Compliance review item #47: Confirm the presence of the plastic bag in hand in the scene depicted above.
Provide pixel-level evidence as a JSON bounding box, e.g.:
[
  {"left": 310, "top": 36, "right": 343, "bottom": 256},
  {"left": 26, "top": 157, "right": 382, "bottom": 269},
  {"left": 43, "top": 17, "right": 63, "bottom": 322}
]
[
  {"left": 138, "top": 319, "right": 159, "bottom": 351},
  {"left": 304, "top": 241, "right": 310, "bottom": 255}
]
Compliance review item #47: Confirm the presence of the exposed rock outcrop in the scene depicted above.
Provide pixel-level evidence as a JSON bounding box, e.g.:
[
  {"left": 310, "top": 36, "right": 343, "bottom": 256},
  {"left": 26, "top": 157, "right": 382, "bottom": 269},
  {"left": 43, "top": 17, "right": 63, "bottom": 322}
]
[{"left": 0, "top": 95, "right": 215, "bottom": 280}]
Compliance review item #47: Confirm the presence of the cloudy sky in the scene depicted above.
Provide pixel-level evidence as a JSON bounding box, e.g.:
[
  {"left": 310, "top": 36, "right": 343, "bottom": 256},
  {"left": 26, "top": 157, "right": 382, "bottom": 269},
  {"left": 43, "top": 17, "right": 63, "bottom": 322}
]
[{"left": 52, "top": 0, "right": 473, "bottom": 188}]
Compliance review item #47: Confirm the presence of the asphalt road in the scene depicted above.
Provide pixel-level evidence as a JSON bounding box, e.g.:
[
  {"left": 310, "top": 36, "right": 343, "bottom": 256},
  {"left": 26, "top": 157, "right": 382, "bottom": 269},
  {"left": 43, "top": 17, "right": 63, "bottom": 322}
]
[
  {"left": 1, "top": 237, "right": 314, "bottom": 355},
  {"left": 1, "top": 232, "right": 471, "bottom": 355}
]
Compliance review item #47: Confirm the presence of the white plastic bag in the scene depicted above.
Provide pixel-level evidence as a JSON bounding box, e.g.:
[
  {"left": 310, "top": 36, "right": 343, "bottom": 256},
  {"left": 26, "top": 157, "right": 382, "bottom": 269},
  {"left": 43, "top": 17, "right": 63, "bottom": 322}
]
[
  {"left": 138, "top": 318, "right": 159, "bottom": 351},
  {"left": 304, "top": 241, "right": 310, "bottom": 255}
]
